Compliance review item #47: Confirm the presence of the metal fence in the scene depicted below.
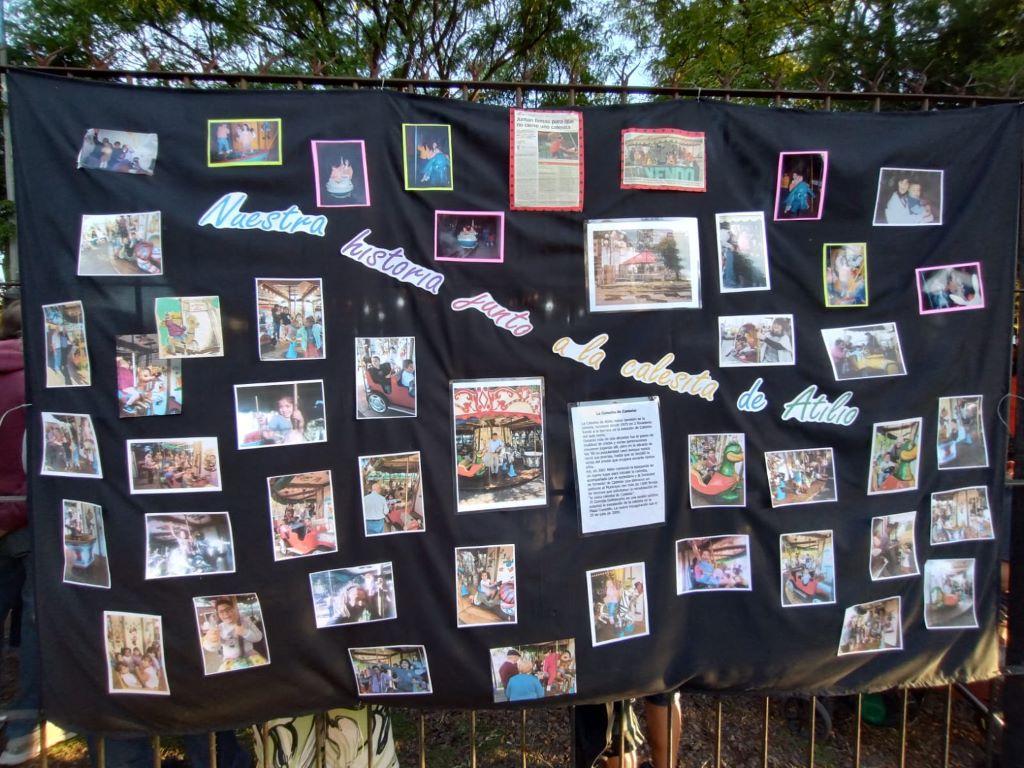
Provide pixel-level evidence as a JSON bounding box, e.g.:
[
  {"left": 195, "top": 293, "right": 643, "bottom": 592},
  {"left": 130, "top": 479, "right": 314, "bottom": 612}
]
[{"left": 0, "top": 67, "right": 1019, "bottom": 768}]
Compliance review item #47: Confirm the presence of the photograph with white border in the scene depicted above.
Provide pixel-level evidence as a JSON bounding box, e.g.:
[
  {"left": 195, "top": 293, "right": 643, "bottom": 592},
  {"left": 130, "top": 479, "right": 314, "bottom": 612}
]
[
  {"left": 62, "top": 499, "right": 110, "bottom": 588},
  {"left": 937, "top": 395, "right": 988, "bottom": 470},
  {"left": 924, "top": 558, "right": 978, "bottom": 629},
  {"left": 688, "top": 433, "right": 745, "bottom": 508},
  {"left": 349, "top": 645, "right": 432, "bottom": 696},
  {"left": 234, "top": 380, "right": 327, "bottom": 449},
  {"left": 837, "top": 597, "right": 902, "bottom": 656},
  {"left": 586, "top": 562, "right": 648, "bottom": 647},
  {"left": 267, "top": 470, "right": 337, "bottom": 560},
  {"left": 715, "top": 212, "right": 769, "bottom": 292},
  {"left": 867, "top": 418, "right": 922, "bottom": 495},
  {"left": 43, "top": 300, "right": 91, "bottom": 387},
  {"left": 104, "top": 611, "right": 169, "bottom": 694},
  {"left": 126, "top": 438, "right": 221, "bottom": 494},
  {"left": 873, "top": 168, "right": 943, "bottom": 226},
  {"left": 456, "top": 545, "right": 517, "bottom": 627},
  {"left": 676, "top": 535, "right": 751, "bottom": 594},
  {"left": 255, "top": 278, "right": 325, "bottom": 361},
  {"left": 77, "top": 211, "right": 162, "bottom": 276},
  {"left": 718, "top": 314, "right": 794, "bottom": 366},
  {"left": 780, "top": 530, "right": 836, "bottom": 607},
  {"left": 869, "top": 511, "right": 919, "bottom": 581},
  {"left": 194, "top": 593, "right": 270, "bottom": 675},
  {"left": 144, "top": 513, "right": 235, "bottom": 579},
  {"left": 41, "top": 412, "right": 102, "bottom": 478},
  {"left": 309, "top": 562, "right": 397, "bottom": 628},
  {"left": 821, "top": 323, "right": 906, "bottom": 381},
  {"left": 765, "top": 448, "right": 837, "bottom": 507},
  {"left": 489, "top": 638, "right": 576, "bottom": 703},
  {"left": 931, "top": 486, "right": 993, "bottom": 545},
  {"left": 358, "top": 452, "right": 425, "bottom": 536}
]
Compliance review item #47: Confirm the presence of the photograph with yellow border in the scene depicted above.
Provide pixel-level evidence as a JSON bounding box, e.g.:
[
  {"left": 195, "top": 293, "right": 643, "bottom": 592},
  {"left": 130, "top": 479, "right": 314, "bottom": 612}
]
[
  {"left": 402, "top": 123, "right": 453, "bottom": 191},
  {"left": 208, "top": 119, "right": 282, "bottom": 167},
  {"left": 822, "top": 243, "right": 868, "bottom": 308}
]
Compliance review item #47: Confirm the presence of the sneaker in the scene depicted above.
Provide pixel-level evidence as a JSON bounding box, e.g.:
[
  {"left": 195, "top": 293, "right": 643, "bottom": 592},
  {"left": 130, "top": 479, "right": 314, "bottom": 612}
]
[{"left": 0, "top": 727, "right": 40, "bottom": 765}]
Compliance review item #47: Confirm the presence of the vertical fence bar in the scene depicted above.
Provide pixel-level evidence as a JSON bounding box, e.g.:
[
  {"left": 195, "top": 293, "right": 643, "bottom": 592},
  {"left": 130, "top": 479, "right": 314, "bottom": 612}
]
[
  {"left": 521, "top": 709, "right": 529, "bottom": 768},
  {"left": 418, "top": 712, "right": 426, "bottom": 768},
  {"left": 365, "top": 708, "right": 372, "bottom": 768},
  {"left": 666, "top": 695, "right": 673, "bottom": 768},
  {"left": 515, "top": 87, "right": 523, "bottom": 109},
  {"left": 873, "top": 96, "right": 881, "bottom": 112},
  {"left": 208, "top": 731, "right": 216, "bottom": 768},
  {"left": 152, "top": 735, "right": 160, "bottom": 767},
  {"left": 262, "top": 722, "right": 271, "bottom": 768},
  {"left": 39, "top": 721, "right": 47, "bottom": 768},
  {"left": 854, "top": 694, "right": 862, "bottom": 768},
  {"left": 617, "top": 701, "right": 626, "bottom": 762},
  {"left": 714, "top": 699, "right": 723, "bottom": 768},
  {"left": 97, "top": 736, "right": 105, "bottom": 768},
  {"left": 569, "top": 87, "right": 576, "bottom": 106},
  {"left": 942, "top": 684, "right": 952, "bottom": 768},
  {"left": 808, "top": 696, "right": 816, "bottom": 768},
  {"left": 470, "top": 710, "right": 477, "bottom": 768},
  {"left": 899, "top": 689, "right": 909, "bottom": 768},
  {"left": 762, "top": 697, "right": 770, "bottom": 768},
  {"left": 824, "top": 95, "right": 832, "bottom": 111}
]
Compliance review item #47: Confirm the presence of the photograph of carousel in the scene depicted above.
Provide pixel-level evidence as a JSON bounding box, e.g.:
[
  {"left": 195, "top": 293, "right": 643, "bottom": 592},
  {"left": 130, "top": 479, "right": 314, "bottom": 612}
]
[
  {"left": 924, "top": 558, "right": 978, "bottom": 629},
  {"left": 255, "top": 279, "right": 325, "bottom": 361},
  {"left": 349, "top": 645, "right": 432, "bottom": 696},
  {"left": 586, "top": 218, "right": 701, "bottom": 312},
  {"left": 821, "top": 323, "right": 906, "bottom": 381},
  {"left": 434, "top": 210, "right": 504, "bottom": 262},
  {"left": 869, "top": 511, "right": 919, "bottom": 581},
  {"left": 309, "top": 562, "right": 396, "bottom": 628},
  {"left": 144, "top": 513, "right": 235, "bottom": 579},
  {"left": 688, "top": 433, "right": 745, "bottom": 508},
  {"left": 937, "top": 395, "right": 987, "bottom": 470},
  {"left": 452, "top": 377, "right": 546, "bottom": 513},
  {"left": 41, "top": 412, "right": 101, "bottom": 478},
  {"left": 931, "top": 486, "right": 994, "bottom": 544},
  {"left": 779, "top": 530, "right": 836, "bottom": 607},
  {"left": 587, "top": 562, "right": 648, "bottom": 646},
  {"left": 355, "top": 337, "right": 416, "bottom": 419},
  {"left": 455, "top": 545, "right": 516, "bottom": 627},
  {"left": 43, "top": 300, "right": 91, "bottom": 388},
  {"left": 116, "top": 334, "right": 182, "bottom": 418},
  {"left": 676, "top": 535, "right": 751, "bottom": 593},
  {"left": 78, "top": 211, "right": 162, "bottom": 276},
  {"left": 62, "top": 500, "right": 110, "bottom": 588},
  {"left": 837, "top": 597, "right": 902, "bottom": 656},
  {"left": 267, "top": 470, "right": 337, "bottom": 560},
  {"left": 868, "top": 418, "right": 922, "bottom": 495},
  {"left": 194, "top": 593, "right": 270, "bottom": 675},
  {"left": 104, "top": 611, "right": 169, "bottom": 695},
  {"left": 358, "top": 452, "right": 425, "bottom": 536},
  {"left": 234, "top": 380, "right": 327, "bottom": 449},
  {"left": 126, "top": 437, "right": 221, "bottom": 494},
  {"left": 765, "top": 448, "right": 836, "bottom": 507},
  {"left": 489, "top": 638, "right": 576, "bottom": 703}
]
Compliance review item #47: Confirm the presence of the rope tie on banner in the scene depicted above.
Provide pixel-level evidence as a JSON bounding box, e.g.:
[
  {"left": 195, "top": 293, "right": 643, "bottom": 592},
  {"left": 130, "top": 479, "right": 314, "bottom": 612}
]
[
  {"left": 696, "top": 87, "right": 701, "bottom": 102},
  {"left": 995, "top": 393, "right": 1024, "bottom": 430},
  {"left": 380, "top": 75, "right": 386, "bottom": 90}
]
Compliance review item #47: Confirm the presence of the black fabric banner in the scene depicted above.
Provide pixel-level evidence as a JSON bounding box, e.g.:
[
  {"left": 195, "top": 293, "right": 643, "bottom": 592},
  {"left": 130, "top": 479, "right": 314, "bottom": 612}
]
[{"left": 8, "top": 69, "right": 1021, "bottom": 734}]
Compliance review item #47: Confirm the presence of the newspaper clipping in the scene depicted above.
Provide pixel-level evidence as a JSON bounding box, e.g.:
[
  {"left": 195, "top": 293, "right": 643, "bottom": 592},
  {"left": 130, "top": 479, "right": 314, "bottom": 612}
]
[{"left": 511, "top": 110, "right": 583, "bottom": 211}]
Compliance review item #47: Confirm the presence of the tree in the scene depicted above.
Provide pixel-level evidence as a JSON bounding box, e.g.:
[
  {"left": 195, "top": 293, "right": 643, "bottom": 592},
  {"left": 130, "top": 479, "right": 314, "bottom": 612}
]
[{"left": 657, "top": 232, "right": 681, "bottom": 280}]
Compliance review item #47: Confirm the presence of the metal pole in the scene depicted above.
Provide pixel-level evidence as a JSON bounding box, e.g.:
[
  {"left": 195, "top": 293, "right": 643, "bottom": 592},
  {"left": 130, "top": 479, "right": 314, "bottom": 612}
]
[{"left": 0, "top": 0, "right": 18, "bottom": 285}]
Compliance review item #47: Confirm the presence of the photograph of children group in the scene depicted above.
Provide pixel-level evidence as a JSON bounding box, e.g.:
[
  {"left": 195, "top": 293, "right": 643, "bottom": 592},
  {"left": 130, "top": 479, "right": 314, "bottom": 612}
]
[
  {"left": 104, "top": 611, "right": 168, "bottom": 694},
  {"left": 718, "top": 314, "right": 794, "bottom": 366},
  {"left": 456, "top": 545, "right": 516, "bottom": 626},
  {"left": 309, "top": 562, "right": 396, "bottom": 628},
  {"left": 715, "top": 212, "right": 768, "bottom": 291},
  {"left": 924, "top": 559, "right": 977, "bottom": 629},
  {"left": 822, "top": 323, "right": 906, "bottom": 381},
  {"left": 256, "top": 279, "right": 324, "bottom": 360},
  {"left": 127, "top": 438, "right": 220, "bottom": 493},
  {"left": 868, "top": 418, "right": 922, "bottom": 494},
  {"left": 234, "top": 380, "right": 327, "bottom": 448},
  {"left": 586, "top": 219, "right": 700, "bottom": 312},
  {"left": 838, "top": 597, "right": 902, "bottom": 655},
  {"left": 78, "top": 128, "right": 157, "bottom": 175},
  {"left": 355, "top": 336, "right": 416, "bottom": 418},
  {"left": 62, "top": 500, "right": 110, "bottom": 588},
  {"left": 116, "top": 334, "right": 182, "bottom": 418},
  {"left": 209, "top": 119, "right": 280, "bottom": 166},
  {"left": 44, "top": 301, "right": 90, "bottom": 387},
  {"left": 869, "top": 512, "right": 919, "bottom": 580},
  {"left": 434, "top": 211, "right": 503, "bottom": 261},
  {"left": 489, "top": 639, "right": 576, "bottom": 703},
  {"left": 145, "top": 513, "right": 234, "bottom": 579},
  {"left": 268, "top": 470, "right": 337, "bottom": 560},
  {"left": 917, "top": 263, "right": 983, "bottom": 313},
  {"left": 194, "top": 593, "right": 270, "bottom": 674},
  {"left": 78, "top": 211, "right": 162, "bottom": 276},
  {"left": 823, "top": 243, "right": 867, "bottom": 307},
  {"left": 931, "top": 486, "right": 994, "bottom": 544},
  {"left": 873, "top": 168, "right": 943, "bottom": 226},
  {"left": 780, "top": 530, "right": 836, "bottom": 607},
  {"left": 937, "top": 395, "right": 987, "bottom": 469},
  {"left": 765, "top": 448, "right": 836, "bottom": 507},
  {"left": 155, "top": 295, "right": 223, "bottom": 358},
  {"left": 621, "top": 129, "right": 705, "bottom": 190},
  {"left": 42, "top": 412, "right": 100, "bottom": 477},
  {"left": 359, "top": 452, "right": 425, "bottom": 535},
  {"left": 350, "top": 646, "right": 431, "bottom": 695},
  {"left": 775, "top": 151, "right": 826, "bottom": 220},
  {"left": 676, "top": 535, "right": 751, "bottom": 593},
  {"left": 688, "top": 433, "right": 745, "bottom": 507},
  {"left": 587, "top": 563, "right": 648, "bottom": 646}
]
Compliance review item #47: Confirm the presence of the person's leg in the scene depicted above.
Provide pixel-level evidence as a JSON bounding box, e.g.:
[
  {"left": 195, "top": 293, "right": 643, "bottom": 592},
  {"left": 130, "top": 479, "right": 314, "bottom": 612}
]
[{"left": 644, "top": 692, "right": 682, "bottom": 768}]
